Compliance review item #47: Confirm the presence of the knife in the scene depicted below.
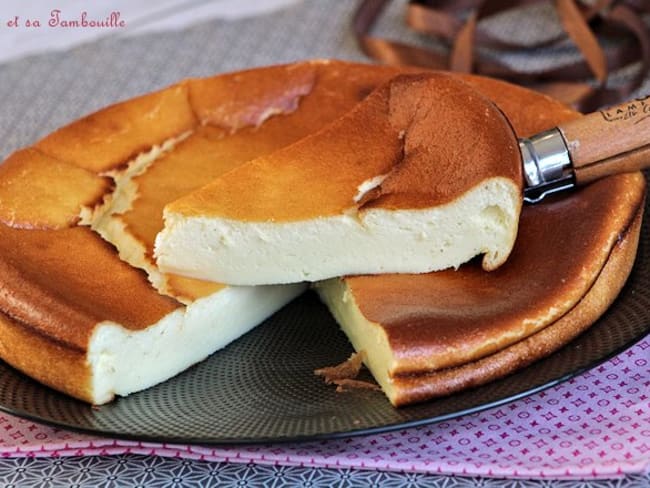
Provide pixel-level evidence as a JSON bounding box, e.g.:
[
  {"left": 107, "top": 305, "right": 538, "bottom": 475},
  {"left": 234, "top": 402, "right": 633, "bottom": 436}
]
[{"left": 520, "top": 94, "right": 650, "bottom": 203}]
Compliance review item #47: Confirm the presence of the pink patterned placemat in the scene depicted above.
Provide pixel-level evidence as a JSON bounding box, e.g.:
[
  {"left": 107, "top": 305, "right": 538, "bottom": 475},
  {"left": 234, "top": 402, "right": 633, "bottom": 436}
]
[{"left": 0, "top": 338, "right": 648, "bottom": 480}]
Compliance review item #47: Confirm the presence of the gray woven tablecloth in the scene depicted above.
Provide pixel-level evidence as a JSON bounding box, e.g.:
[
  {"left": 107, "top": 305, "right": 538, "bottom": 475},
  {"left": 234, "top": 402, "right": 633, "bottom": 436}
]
[
  {"left": 0, "top": 1, "right": 648, "bottom": 486},
  {"left": 2, "top": 0, "right": 648, "bottom": 160}
]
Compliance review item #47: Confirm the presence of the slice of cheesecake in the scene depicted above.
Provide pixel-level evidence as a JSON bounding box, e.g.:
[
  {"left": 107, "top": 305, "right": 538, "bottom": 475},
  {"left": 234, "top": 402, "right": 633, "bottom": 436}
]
[
  {"left": 86, "top": 60, "right": 408, "bottom": 301},
  {"left": 155, "top": 73, "right": 523, "bottom": 286}
]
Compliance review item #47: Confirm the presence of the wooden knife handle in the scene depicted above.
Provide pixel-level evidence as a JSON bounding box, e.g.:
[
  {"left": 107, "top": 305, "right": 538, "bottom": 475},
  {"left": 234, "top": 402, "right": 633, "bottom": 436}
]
[{"left": 558, "top": 94, "right": 650, "bottom": 185}]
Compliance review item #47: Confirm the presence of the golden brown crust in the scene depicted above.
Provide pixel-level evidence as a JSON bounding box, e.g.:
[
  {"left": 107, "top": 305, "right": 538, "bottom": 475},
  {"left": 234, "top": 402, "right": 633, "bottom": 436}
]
[
  {"left": 189, "top": 60, "right": 409, "bottom": 129},
  {"left": 390, "top": 198, "right": 643, "bottom": 406},
  {"left": 165, "top": 274, "right": 225, "bottom": 302},
  {"left": 0, "top": 148, "right": 110, "bottom": 229},
  {"left": 361, "top": 74, "right": 522, "bottom": 211},
  {"left": 164, "top": 81, "right": 400, "bottom": 221},
  {"left": 167, "top": 72, "right": 522, "bottom": 221},
  {"left": 35, "top": 83, "right": 198, "bottom": 173},
  {"left": 0, "top": 225, "right": 180, "bottom": 350},
  {"left": 0, "top": 311, "right": 94, "bottom": 403},
  {"left": 188, "top": 62, "right": 317, "bottom": 129}
]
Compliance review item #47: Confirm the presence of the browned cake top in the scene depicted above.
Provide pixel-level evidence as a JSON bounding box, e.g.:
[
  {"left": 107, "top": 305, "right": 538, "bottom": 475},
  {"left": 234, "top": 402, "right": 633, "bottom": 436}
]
[
  {"left": 0, "top": 225, "right": 180, "bottom": 350},
  {"left": 165, "top": 73, "right": 523, "bottom": 221},
  {"left": 124, "top": 62, "right": 407, "bottom": 260}
]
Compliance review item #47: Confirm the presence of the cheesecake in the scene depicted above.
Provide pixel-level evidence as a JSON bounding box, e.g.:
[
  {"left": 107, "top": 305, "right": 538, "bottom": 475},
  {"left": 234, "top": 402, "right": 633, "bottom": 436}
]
[
  {"left": 0, "top": 60, "right": 642, "bottom": 409},
  {"left": 155, "top": 73, "right": 523, "bottom": 285}
]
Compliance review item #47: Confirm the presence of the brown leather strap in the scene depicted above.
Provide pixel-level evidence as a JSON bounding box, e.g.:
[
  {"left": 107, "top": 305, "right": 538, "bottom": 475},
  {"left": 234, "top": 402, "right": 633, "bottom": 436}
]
[{"left": 353, "top": 0, "right": 650, "bottom": 111}]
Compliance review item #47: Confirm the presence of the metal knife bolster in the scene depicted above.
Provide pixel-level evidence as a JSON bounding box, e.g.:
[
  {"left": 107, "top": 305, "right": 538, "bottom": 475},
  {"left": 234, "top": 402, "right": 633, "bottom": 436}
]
[{"left": 520, "top": 128, "right": 575, "bottom": 204}]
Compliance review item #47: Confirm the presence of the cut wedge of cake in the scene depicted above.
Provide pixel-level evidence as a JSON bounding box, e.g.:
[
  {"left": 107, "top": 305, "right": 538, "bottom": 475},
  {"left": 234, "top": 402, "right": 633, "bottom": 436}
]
[
  {"left": 83, "top": 60, "right": 408, "bottom": 302},
  {"left": 0, "top": 60, "right": 407, "bottom": 404},
  {"left": 155, "top": 73, "right": 523, "bottom": 285}
]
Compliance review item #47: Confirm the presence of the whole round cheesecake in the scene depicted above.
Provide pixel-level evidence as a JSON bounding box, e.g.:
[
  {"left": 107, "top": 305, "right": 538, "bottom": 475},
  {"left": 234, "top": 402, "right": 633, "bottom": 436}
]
[{"left": 0, "top": 60, "right": 644, "bottom": 408}]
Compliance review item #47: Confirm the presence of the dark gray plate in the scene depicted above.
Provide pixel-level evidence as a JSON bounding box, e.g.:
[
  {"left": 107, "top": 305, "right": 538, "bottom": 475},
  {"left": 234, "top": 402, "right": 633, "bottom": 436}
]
[{"left": 0, "top": 209, "right": 648, "bottom": 445}]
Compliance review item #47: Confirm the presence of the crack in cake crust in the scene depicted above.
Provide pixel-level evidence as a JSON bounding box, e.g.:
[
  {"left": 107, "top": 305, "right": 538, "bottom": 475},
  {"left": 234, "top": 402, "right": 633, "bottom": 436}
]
[{"left": 80, "top": 133, "right": 192, "bottom": 300}]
